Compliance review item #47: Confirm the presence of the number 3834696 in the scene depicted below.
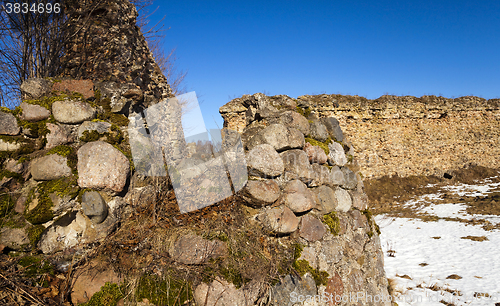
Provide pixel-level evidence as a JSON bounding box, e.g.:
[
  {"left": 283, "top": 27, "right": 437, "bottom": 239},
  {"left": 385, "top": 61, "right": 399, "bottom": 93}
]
[{"left": 3, "top": 2, "right": 61, "bottom": 14}]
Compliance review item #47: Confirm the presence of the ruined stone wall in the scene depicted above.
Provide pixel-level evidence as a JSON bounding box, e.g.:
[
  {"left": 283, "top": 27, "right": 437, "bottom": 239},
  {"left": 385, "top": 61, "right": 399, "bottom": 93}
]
[{"left": 222, "top": 94, "right": 500, "bottom": 179}]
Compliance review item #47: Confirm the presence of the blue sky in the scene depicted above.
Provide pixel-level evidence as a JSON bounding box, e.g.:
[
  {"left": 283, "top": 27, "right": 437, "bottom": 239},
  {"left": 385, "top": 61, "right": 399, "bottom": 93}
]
[{"left": 147, "top": 0, "right": 500, "bottom": 130}]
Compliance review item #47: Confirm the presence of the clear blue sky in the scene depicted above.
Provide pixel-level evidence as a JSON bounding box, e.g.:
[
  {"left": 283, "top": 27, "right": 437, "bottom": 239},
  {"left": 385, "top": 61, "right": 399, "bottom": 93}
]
[{"left": 147, "top": 0, "right": 500, "bottom": 131}]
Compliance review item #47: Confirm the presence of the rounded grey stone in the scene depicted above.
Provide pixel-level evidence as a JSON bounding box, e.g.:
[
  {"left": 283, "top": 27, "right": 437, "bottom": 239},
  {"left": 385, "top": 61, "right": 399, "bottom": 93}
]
[
  {"left": 31, "top": 154, "right": 72, "bottom": 181},
  {"left": 309, "top": 120, "right": 329, "bottom": 142},
  {"left": 52, "top": 100, "right": 96, "bottom": 124},
  {"left": 246, "top": 144, "right": 284, "bottom": 178},
  {"left": 81, "top": 191, "right": 108, "bottom": 224},
  {"left": 0, "top": 111, "right": 20, "bottom": 135}
]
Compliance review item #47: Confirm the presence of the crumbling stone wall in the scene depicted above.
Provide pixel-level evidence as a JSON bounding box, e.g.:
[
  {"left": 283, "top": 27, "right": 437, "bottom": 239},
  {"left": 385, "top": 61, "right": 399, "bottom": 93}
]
[
  {"left": 222, "top": 94, "right": 500, "bottom": 179},
  {"left": 60, "top": 0, "right": 172, "bottom": 104}
]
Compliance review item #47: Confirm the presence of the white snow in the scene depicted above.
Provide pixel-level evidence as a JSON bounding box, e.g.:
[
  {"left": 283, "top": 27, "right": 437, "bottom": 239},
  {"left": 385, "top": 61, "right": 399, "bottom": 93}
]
[{"left": 376, "top": 179, "right": 500, "bottom": 306}]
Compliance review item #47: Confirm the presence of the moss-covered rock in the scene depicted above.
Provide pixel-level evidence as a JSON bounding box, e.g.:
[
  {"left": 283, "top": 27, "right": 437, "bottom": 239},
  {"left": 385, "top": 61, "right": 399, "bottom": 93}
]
[
  {"left": 80, "top": 282, "right": 124, "bottom": 306},
  {"left": 305, "top": 137, "right": 332, "bottom": 155},
  {"left": 322, "top": 211, "right": 340, "bottom": 236},
  {"left": 136, "top": 274, "right": 192, "bottom": 306}
]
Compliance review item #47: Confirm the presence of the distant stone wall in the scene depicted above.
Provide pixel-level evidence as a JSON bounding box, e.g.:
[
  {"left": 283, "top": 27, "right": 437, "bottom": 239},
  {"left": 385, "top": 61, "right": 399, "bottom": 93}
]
[{"left": 222, "top": 94, "right": 500, "bottom": 179}]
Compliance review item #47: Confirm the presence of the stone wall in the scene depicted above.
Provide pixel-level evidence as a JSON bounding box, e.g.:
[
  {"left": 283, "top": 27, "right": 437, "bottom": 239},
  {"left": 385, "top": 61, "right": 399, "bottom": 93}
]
[{"left": 221, "top": 94, "right": 500, "bottom": 179}]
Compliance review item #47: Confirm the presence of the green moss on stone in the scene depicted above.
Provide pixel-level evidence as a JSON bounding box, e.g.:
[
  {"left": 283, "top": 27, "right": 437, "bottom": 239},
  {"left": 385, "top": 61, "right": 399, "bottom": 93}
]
[
  {"left": 323, "top": 212, "right": 340, "bottom": 236},
  {"left": 296, "top": 106, "right": 311, "bottom": 118},
  {"left": 0, "top": 193, "right": 14, "bottom": 219},
  {"left": 18, "top": 255, "right": 54, "bottom": 284},
  {"left": 293, "top": 259, "right": 329, "bottom": 286},
  {"left": 46, "top": 145, "right": 77, "bottom": 175},
  {"left": 136, "top": 273, "right": 192, "bottom": 306},
  {"left": 27, "top": 224, "right": 45, "bottom": 246},
  {"left": 0, "top": 169, "right": 23, "bottom": 182},
  {"left": 23, "top": 92, "right": 83, "bottom": 110},
  {"left": 81, "top": 282, "right": 124, "bottom": 306},
  {"left": 0, "top": 106, "right": 22, "bottom": 117},
  {"left": 305, "top": 137, "right": 331, "bottom": 155},
  {"left": 24, "top": 177, "right": 79, "bottom": 224}
]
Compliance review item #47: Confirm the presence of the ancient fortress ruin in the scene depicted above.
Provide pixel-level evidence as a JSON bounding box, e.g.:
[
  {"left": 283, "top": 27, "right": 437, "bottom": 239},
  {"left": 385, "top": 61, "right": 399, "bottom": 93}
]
[{"left": 6, "top": 0, "right": 497, "bottom": 305}]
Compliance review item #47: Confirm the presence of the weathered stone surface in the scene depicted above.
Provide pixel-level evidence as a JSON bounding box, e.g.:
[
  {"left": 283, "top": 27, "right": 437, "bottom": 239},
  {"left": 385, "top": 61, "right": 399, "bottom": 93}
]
[
  {"left": 299, "top": 214, "right": 327, "bottom": 242},
  {"left": 240, "top": 179, "right": 280, "bottom": 207},
  {"left": 19, "top": 102, "right": 51, "bottom": 122},
  {"left": 328, "top": 141, "right": 347, "bottom": 167},
  {"left": 45, "top": 123, "right": 72, "bottom": 149},
  {"left": 169, "top": 233, "right": 226, "bottom": 265},
  {"left": 31, "top": 154, "right": 72, "bottom": 181},
  {"left": 248, "top": 124, "right": 304, "bottom": 152},
  {"left": 194, "top": 278, "right": 259, "bottom": 306},
  {"left": 275, "top": 111, "right": 310, "bottom": 135},
  {"left": 350, "top": 190, "right": 369, "bottom": 210},
  {"left": 52, "top": 79, "right": 94, "bottom": 99},
  {"left": 0, "top": 111, "right": 20, "bottom": 135},
  {"left": 71, "top": 265, "right": 122, "bottom": 305},
  {"left": 278, "top": 180, "right": 316, "bottom": 213},
  {"left": 309, "top": 163, "right": 332, "bottom": 187},
  {"left": 312, "top": 185, "right": 336, "bottom": 215},
  {"left": 0, "top": 227, "right": 29, "bottom": 250},
  {"left": 325, "top": 272, "right": 344, "bottom": 305},
  {"left": 341, "top": 167, "right": 357, "bottom": 189},
  {"left": 330, "top": 166, "right": 345, "bottom": 186},
  {"left": 318, "top": 239, "right": 343, "bottom": 269},
  {"left": 259, "top": 205, "right": 299, "bottom": 234},
  {"left": 20, "top": 78, "right": 51, "bottom": 99},
  {"left": 0, "top": 139, "right": 22, "bottom": 151},
  {"left": 246, "top": 144, "right": 283, "bottom": 178},
  {"left": 321, "top": 117, "right": 344, "bottom": 142},
  {"left": 81, "top": 191, "right": 108, "bottom": 224},
  {"left": 270, "top": 274, "right": 316, "bottom": 306},
  {"left": 52, "top": 100, "right": 96, "bottom": 124},
  {"left": 39, "top": 208, "right": 120, "bottom": 254},
  {"left": 309, "top": 120, "right": 329, "bottom": 142},
  {"left": 77, "top": 121, "right": 112, "bottom": 138},
  {"left": 280, "top": 149, "right": 314, "bottom": 184},
  {"left": 77, "top": 141, "right": 130, "bottom": 193},
  {"left": 333, "top": 187, "right": 352, "bottom": 212},
  {"left": 4, "top": 158, "right": 24, "bottom": 173},
  {"left": 303, "top": 142, "right": 328, "bottom": 164}
]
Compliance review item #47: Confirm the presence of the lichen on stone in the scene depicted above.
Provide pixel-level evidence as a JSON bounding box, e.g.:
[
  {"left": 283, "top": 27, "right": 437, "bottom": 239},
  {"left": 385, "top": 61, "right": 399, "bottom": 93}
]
[{"left": 305, "top": 137, "right": 331, "bottom": 155}]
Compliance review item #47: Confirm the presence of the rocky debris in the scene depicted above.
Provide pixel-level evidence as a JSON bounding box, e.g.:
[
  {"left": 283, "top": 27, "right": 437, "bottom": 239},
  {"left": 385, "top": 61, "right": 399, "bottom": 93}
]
[
  {"left": 81, "top": 191, "right": 108, "bottom": 224},
  {"left": 312, "top": 185, "right": 336, "bottom": 215},
  {"left": 258, "top": 206, "right": 299, "bottom": 234},
  {"left": 45, "top": 123, "right": 72, "bottom": 149},
  {"left": 0, "top": 139, "right": 22, "bottom": 151},
  {"left": 328, "top": 141, "right": 347, "bottom": 167},
  {"left": 20, "top": 78, "right": 52, "bottom": 99},
  {"left": 272, "top": 111, "right": 310, "bottom": 136},
  {"left": 19, "top": 102, "right": 51, "bottom": 122},
  {"left": 341, "top": 167, "right": 357, "bottom": 189},
  {"left": 330, "top": 166, "right": 346, "bottom": 186},
  {"left": 169, "top": 233, "right": 227, "bottom": 265},
  {"left": 278, "top": 180, "right": 316, "bottom": 213},
  {"left": 0, "top": 111, "right": 20, "bottom": 135},
  {"left": 30, "top": 154, "right": 72, "bottom": 181},
  {"left": 77, "top": 141, "right": 130, "bottom": 194},
  {"left": 247, "top": 124, "right": 304, "bottom": 152},
  {"left": 77, "top": 121, "right": 112, "bottom": 138},
  {"left": 194, "top": 277, "right": 260, "bottom": 306},
  {"left": 0, "top": 227, "right": 29, "bottom": 250},
  {"left": 4, "top": 158, "right": 24, "bottom": 173},
  {"left": 333, "top": 187, "right": 352, "bottom": 212},
  {"left": 321, "top": 117, "right": 344, "bottom": 142},
  {"left": 309, "top": 120, "right": 329, "bottom": 142},
  {"left": 303, "top": 142, "right": 327, "bottom": 164},
  {"left": 270, "top": 274, "right": 316, "bottom": 306},
  {"left": 239, "top": 179, "right": 280, "bottom": 207},
  {"left": 246, "top": 144, "right": 284, "bottom": 178},
  {"left": 280, "top": 149, "right": 314, "bottom": 184},
  {"left": 52, "top": 79, "right": 94, "bottom": 99},
  {"left": 38, "top": 209, "right": 119, "bottom": 254},
  {"left": 52, "top": 99, "right": 96, "bottom": 124},
  {"left": 299, "top": 214, "right": 327, "bottom": 242}
]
